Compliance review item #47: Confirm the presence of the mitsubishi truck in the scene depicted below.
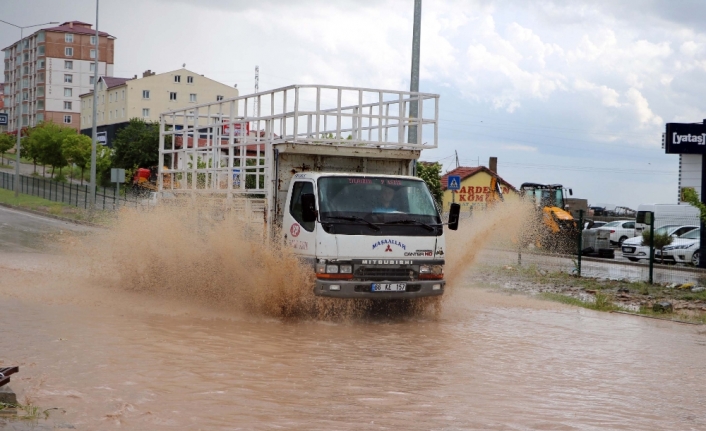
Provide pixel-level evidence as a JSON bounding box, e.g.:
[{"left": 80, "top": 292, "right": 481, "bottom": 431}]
[{"left": 158, "top": 84, "right": 460, "bottom": 299}]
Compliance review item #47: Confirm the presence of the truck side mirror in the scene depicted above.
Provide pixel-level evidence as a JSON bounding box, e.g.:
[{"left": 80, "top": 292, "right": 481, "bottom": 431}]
[
  {"left": 301, "top": 193, "right": 317, "bottom": 223},
  {"left": 448, "top": 203, "right": 460, "bottom": 231},
  {"left": 569, "top": 188, "right": 573, "bottom": 196}
]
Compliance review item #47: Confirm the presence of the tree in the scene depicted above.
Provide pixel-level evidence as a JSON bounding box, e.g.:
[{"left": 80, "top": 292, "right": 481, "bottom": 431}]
[
  {"left": 641, "top": 228, "right": 673, "bottom": 264},
  {"left": 112, "top": 118, "right": 160, "bottom": 169},
  {"left": 417, "top": 161, "right": 443, "bottom": 206},
  {"left": 21, "top": 134, "right": 41, "bottom": 174},
  {"left": 0, "top": 133, "right": 14, "bottom": 166},
  {"left": 681, "top": 188, "right": 706, "bottom": 223},
  {"left": 62, "top": 134, "right": 92, "bottom": 184},
  {"left": 27, "top": 121, "right": 76, "bottom": 178}
]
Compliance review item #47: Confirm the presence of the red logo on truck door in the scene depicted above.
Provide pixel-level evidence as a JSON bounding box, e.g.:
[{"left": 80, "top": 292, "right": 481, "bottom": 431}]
[
  {"left": 385, "top": 245, "right": 393, "bottom": 252},
  {"left": 290, "top": 223, "right": 301, "bottom": 237}
]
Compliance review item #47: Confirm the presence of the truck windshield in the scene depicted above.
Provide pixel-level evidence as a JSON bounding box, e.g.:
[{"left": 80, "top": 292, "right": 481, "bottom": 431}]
[{"left": 317, "top": 176, "right": 441, "bottom": 236}]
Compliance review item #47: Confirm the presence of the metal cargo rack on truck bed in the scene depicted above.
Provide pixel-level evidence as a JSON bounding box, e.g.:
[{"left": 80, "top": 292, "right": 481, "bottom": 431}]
[{"left": 158, "top": 85, "right": 440, "bottom": 232}]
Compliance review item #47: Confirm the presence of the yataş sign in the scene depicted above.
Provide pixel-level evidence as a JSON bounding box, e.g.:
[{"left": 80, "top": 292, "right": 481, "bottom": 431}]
[{"left": 665, "top": 122, "right": 706, "bottom": 154}]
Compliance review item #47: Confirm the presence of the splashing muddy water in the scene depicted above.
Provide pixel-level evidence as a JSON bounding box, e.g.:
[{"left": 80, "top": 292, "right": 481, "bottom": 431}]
[{"left": 2, "top": 204, "right": 706, "bottom": 430}]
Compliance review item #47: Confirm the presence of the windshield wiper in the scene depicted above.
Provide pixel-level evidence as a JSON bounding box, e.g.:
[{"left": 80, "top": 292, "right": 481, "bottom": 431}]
[
  {"left": 324, "top": 216, "right": 381, "bottom": 231},
  {"left": 382, "top": 219, "right": 436, "bottom": 231}
]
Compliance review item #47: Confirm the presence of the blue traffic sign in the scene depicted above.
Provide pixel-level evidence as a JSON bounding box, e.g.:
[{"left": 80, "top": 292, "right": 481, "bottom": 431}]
[
  {"left": 0, "top": 113, "right": 8, "bottom": 126},
  {"left": 447, "top": 175, "right": 461, "bottom": 191}
]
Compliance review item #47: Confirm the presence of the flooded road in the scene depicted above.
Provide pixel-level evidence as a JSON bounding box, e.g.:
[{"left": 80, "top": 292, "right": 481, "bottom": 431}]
[{"left": 2, "top": 208, "right": 706, "bottom": 430}]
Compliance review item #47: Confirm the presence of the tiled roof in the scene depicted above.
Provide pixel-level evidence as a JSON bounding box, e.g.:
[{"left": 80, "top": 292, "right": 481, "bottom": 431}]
[
  {"left": 44, "top": 21, "right": 114, "bottom": 38},
  {"left": 440, "top": 166, "right": 517, "bottom": 191},
  {"left": 102, "top": 76, "right": 130, "bottom": 89}
]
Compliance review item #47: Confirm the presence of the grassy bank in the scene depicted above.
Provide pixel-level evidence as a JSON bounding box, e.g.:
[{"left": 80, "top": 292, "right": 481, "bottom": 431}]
[
  {"left": 0, "top": 187, "right": 111, "bottom": 225},
  {"left": 473, "top": 264, "right": 706, "bottom": 324}
]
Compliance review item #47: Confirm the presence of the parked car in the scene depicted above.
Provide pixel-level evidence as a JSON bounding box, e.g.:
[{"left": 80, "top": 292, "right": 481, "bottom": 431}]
[
  {"left": 621, "top": 224, "right": 698, "bottom": 262},
  {"left": 596, "top": 220, "right": 636, "bottom": 245},
  {"left": 587, "top": 220, "right": 607, "bottom": 229},
  {"left": 657, "top": 228, "right": 700, "bottom": 266}
]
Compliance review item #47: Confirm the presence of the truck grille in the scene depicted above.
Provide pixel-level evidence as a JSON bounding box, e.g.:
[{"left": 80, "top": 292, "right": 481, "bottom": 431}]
[{"left": 354, "top": 265, "right": 418, "bottom": 281}]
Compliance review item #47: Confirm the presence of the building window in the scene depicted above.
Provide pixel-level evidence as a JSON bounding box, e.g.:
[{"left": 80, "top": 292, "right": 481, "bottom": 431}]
[
  {"left": 64, "top": 74, "right": 73, "bottom": 83},
  {"left": 89, "top": 76, "right": 95, "bottom": 85},
  {"left": 65, "top": 34, "right": 73, "bottom": 43},
  {"left": 63, "top": 115, "right": 72, "bottom": 124},
  {"left": 90, "top": 49, "right": 96, "bottom": 59},
  {"left": 174, "top": 75, "right": 181, "bottom": 83},
  {"left": 121, "top": 89, "right": 125, "bottom": 100},
  {"left": 142, "top": 108, "right": 150, "bottom": 118},
  {"left": 141, "top": 90, "right": 150, "bottom": 99},
  {"left": 90, "top": 63, "right": 95, "bottom": 72},
  {"left": 37, "top": 100, "right": 44, "bottom": 110},
  {"left": 65, "top": 47, "right": 73, "bottom": 57},
  {"left": 189, "top": 93, "right": 197, "bottom": 102},
  {"left": 169, "top": 92, "right": 177, "bottom": 101},
  {"left": 64, "top": 101, "right": 72, "bottom": 110},
  {"left": 65, "top": 60, "right": 73, "bottom": 69},
  {"left": 90, "top": 35, "right": 97, "bottom": 45},
  {"left": 64, "top": 88, "right": 72, "bottom": 97},
  {"left": 37, "top": 86, "right": 44, "bottom": 96},
  {"left": 109, "top": 111, "right": 113, "bottom": 120},
  {"left": 109, "top": 93, "right": 113, "bottom": 103},
  {"left": 38, "top": 60, "right": 45, "bottom": 69},
  {"left": 38, "top": 45, "right": 45, "bottom": 55},
  {"left": 121, "top": 108, "right": 125, "bottom": 118},
  {"left": 216, "top": 95, "right": 224, "bottom": 101},
  {"left": 187, "top": 76, "right": 193, "bottom": 84}
]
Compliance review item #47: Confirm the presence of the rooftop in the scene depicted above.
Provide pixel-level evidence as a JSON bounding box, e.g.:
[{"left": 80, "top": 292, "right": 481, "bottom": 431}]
[{"left": 440, "top": 166, "right": 517, "bottom": 191}]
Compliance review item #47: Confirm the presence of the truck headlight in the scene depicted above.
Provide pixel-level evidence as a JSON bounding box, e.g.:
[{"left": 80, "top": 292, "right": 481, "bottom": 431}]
[
  {"left": 316, "top": 263, "right": 326, "bottom": 273},
  {"left": 326, "top": 264, "right": 339, "bottom": 274},
  {"left": 420, "top": 264, "right": 444, "bottom": 279},
  {"left": 339, "top": 265, "right": 352, "bottom": 274}
]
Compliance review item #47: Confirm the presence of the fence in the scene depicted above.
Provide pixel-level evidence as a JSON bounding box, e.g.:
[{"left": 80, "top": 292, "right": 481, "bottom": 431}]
[
  {"left": 0, "top": 171, "right": 142, "bottom": 211},
  {"left": 475, "top": 209, "right": 706, "bottom": 285}
]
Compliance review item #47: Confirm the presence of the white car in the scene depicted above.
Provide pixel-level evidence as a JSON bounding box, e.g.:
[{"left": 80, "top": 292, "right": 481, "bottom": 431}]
[
  {"left": 658, "top": 228, "right": 700, "bottom": 266},
  {"left": 621, "top": 224, "right": 698, "bottom": 262},
  {"left": 596, "top": 220, "right": 636, "bottom": 245}
]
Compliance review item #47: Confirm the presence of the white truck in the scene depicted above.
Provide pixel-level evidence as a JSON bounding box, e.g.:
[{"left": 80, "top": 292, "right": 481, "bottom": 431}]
[{"left": 158, "top": 85, "right": 460, "bottom": 299}]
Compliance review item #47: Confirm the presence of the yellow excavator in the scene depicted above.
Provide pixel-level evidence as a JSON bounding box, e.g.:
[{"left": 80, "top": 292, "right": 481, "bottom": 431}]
[{"left": 519, "top": 183, "right": 578, "bottom": 252}]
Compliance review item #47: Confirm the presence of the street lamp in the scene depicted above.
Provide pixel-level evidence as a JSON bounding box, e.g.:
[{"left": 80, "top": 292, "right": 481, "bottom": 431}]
[
  {"left": 89, "top": 0, "right": 100, "bottom": 209},
  {"left": 0, "top": 19, "right": 58, "bottom": 197}
]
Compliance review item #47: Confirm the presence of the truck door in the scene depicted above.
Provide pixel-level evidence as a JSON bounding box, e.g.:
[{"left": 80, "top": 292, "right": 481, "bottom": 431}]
[{"left": 283, "top": 180, "right": 317, "bottom": 257}]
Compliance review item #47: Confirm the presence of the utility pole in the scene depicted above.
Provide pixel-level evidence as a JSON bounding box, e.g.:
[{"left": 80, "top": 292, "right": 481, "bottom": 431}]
[
  {"left": 455, "top": 150, "right": 459, "bottom": 168},
  {"left": 89, "top": 0, "right": 100, "bottom": 209},
  {"left": 407, "top": 0, "right": 422, "bottom": 148}
]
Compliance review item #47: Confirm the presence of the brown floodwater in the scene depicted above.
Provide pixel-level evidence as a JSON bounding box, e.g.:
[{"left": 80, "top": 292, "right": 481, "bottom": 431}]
[{"left": 1, "top": 204, "right": 706, "bottom": 430}]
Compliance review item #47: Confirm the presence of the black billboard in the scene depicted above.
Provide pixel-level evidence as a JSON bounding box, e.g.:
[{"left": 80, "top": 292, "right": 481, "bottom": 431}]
[{"left": 665, "top": 122, "right": 706, "bottom": 154}]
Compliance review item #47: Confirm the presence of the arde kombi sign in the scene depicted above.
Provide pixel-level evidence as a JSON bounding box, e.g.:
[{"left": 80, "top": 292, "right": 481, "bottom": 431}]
[{"left": 665, "top": 122, "right": 706, "bottom": 154}]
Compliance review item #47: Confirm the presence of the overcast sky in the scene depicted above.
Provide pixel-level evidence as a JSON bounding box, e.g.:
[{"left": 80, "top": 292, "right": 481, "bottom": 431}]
[{"left": 3, "top": 0, "right": 705, "bottom": 208}]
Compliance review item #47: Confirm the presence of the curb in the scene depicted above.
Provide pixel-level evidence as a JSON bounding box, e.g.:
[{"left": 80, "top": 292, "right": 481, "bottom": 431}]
[{"left": 0, "top": 202, "right": 105, "bottom": 228}]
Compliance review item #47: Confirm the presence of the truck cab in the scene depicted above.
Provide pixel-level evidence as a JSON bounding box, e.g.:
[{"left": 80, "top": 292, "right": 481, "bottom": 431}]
[{"left": 284, "top": 173, "right": 449, "bottom": 298}]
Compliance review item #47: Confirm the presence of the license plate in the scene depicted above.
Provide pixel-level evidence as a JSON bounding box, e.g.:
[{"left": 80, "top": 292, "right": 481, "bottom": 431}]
[
  {"left": 622, "top": 247, "right": 635, "bottom": 253},
  {"left": 372, "top": 283, "right": 406, "bottom": 292}
]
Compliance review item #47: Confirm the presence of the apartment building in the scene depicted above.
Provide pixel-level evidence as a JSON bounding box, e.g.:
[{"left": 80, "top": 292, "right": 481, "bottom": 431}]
[
  {"left": 80, "top": 68, "right": 239, "bottom": 146},
  {"left": 2, "top": 21, "right": 115, "bottom": 133}
]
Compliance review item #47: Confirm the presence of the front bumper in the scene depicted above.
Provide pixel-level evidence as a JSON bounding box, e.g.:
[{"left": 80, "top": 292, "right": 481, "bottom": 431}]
[
  {"left": 314, "top": 279, "right": 445, "bottom": 299},
  {"left": 621, "top": 245, "right": 649, "bottom": 259}
]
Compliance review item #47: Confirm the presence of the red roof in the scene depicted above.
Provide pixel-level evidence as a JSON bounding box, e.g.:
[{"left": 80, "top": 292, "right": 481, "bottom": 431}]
[
  {"left": 440, "top": 166, "right": 517, "bottom": 191},
  {"left": 102, "top": 77, "right": 130, "bottom": 89},
  {"left": 44, "top": 21, "right": 114, "bottom": 38}
]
